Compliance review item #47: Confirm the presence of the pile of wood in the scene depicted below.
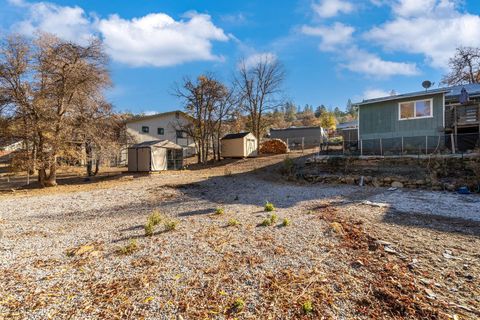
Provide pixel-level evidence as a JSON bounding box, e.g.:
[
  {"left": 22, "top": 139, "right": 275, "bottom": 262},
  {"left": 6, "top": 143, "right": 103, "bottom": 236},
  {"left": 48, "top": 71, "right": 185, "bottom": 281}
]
[{"left": 260, "top": 139, "right": 288, "bottom": 154}]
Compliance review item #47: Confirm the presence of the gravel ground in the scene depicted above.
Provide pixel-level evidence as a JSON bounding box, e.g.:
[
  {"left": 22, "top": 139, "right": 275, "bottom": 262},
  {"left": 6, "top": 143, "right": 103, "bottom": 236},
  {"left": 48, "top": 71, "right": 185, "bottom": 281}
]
[{"left": 0, "top": 156, "right": 479, "bottom": 319}]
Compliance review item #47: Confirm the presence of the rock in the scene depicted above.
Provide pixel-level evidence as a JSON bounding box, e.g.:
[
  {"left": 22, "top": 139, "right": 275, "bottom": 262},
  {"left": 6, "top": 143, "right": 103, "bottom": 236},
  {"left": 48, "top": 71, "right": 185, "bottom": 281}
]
[
  {"left": 425, "top": 288, "right": 436, "bottom": 299},
  {"left": 383, "top": 177, "right": 393, "bottom": 183},
  {"left": 415, "top": 180, "right": 426, "bottom": 186},
  {"left": 345, "top": 176, "right": 355, "bottom": 185},
  {"left": 372, "top": 178, "right": 382, "bottom": 188},
  {"left": 444, "top": 183, "right": 455, "bottom": 192},
  {"left": 384, "top": 246, "right": 397, "bottom": 254},
  {"left": 391, "top": 181, "right": 404, "bottom": 188}
]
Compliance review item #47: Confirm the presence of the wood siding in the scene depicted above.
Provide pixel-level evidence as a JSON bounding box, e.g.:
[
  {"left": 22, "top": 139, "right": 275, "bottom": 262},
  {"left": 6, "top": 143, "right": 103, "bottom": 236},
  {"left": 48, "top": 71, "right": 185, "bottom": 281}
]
[{"left": 359, "top": 93, "right": 444, "bottom": 140}]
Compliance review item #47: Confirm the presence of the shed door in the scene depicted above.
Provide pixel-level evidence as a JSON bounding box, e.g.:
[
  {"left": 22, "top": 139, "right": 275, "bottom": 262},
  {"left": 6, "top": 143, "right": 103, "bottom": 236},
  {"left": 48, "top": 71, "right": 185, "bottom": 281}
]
[
  {"left": 127, "top": 148, "right": 137, "bottom": 171},
  {"left": 246, "top": 139, "right": 257, "bottom": 156},
  {"left": 137, "top": 148, "right": 151, "bottom": 171},
  {"left": 151, "top": 147, "right": 167, "bottom": 171}
]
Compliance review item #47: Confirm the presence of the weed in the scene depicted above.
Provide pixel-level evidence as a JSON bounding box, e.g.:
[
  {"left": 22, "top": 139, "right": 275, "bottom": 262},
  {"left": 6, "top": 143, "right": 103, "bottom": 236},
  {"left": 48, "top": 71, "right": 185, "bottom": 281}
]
[
  {"left": 282, "top": 218, "right": 291, "bottom": 227},
  {"left": 117, "top": 239, "right": 139, "bottom": 255},
  {"left": 144, "top": 221, "right": 155, "bottom": 236},
  {"left": 232, "top": 298, "right": 245, "bottom": 312},
  {"left": 260, "top": 218, "right": 272, "bottom": 227},
  {"left": 224, "top": 167, "right": 233, "bottom": 177},
  {"left": 269, "top": 213, "right": 278, "bottom": 224},
  {"left": 215, "top": 208, "right": 225, "bottom": 215},
  {"left": 264, "top": 201, "right": 275, "bottom": 212},
  {"left": 164, "top": 219, "right": 179, "bottom": 231},
  {"left": 302, "top": 300, "right": 313, "bottom": 314},
  {"left": 227, "top": 218, "right": 240, "bottom": 227},
  {"left": 147, "top": 210, "right": 163, "bottom": 226}
]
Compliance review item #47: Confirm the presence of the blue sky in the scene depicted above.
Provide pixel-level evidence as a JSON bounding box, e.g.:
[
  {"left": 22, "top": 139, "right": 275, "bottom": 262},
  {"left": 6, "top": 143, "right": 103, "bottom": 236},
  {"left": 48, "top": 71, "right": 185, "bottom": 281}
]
[{"left": 1, "top": 0, "right": 480, "bottom": 114}]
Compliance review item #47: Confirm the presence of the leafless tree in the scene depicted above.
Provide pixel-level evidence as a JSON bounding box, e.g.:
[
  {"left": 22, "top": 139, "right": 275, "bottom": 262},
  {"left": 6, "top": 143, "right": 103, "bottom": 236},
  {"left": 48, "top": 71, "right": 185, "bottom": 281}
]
[
  {"left": 0, "top": 33, "right": 111, "bottom": 186},
  {"left": 235, "top": 57, "right": 285, "bottom": 149},
  {"left": 174, "top": 75, "right": 237, "bottom": 163},
  {"left": 442, "top": 47, "right": 480, "bottom": 85}
]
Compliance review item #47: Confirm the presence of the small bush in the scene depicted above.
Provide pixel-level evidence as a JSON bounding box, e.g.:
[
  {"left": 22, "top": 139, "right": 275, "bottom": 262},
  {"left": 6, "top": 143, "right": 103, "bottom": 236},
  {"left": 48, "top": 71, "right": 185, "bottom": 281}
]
[
  {"left": 302, "top": 300, "right": 313, "bottom": 314},
  {"left": 260, "top": 218, "right": 272, "bottom": 227},
  {"left": 269, "top": 213, "right": 278, "bottom": 224},
  {"left": 264, "top": 201, "right": 275, "bottom": 212},
  {"left": 214, "top": 208, "right": 225, "bottom": 215},
  {"left": 144, "top": 221, "right": 155, "bottom": 236},
  {"left": 282, "top": 218, "right": 291, "bottom": 227},
  {"left": 117, "top": 239, "right": 139, "bottom": 255},
  {"left": 164, "top": 219, "right": 179, "bottom": 231},
  {"left": 227, "top": 218, "right": 240, "bottom": 227},
  {"left": 330, "top": 222, "right": 344, "bottom": 235},
  {"left": 232, "top": 298, "right": 245, "bottom": 312},
  {"left": 148, "top": 210, "right": 163, "bottom": 226}
]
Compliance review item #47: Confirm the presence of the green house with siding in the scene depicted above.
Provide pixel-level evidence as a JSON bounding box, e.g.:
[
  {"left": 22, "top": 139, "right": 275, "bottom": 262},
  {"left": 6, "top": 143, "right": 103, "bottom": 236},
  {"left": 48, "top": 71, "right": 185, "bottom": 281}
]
[{"left": 354, "top": 84, "right": 480, "bottom": 153}]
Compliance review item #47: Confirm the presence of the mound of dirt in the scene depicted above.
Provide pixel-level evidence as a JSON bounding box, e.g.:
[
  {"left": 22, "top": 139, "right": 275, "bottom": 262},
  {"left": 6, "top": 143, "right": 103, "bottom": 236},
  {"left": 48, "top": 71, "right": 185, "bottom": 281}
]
[{"left": 260, "top": 139, "right": 288, "bottom": 154}]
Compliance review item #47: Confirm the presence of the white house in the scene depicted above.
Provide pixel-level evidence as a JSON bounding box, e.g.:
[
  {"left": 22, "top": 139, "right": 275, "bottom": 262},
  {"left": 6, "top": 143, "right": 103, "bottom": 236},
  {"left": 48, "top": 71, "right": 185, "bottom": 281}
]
[{"left": 124, "top": 111, "right": 195, "bottom": 160}]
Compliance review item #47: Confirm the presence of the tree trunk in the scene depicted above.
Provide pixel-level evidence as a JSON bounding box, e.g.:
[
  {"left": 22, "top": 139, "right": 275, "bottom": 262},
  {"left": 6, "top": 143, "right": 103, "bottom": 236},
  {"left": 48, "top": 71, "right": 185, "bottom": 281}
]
[
  {"left": 86, "top": 141, "right": 93, "bottom": 176},
  {"left": 94, "top": 157, "right": 100, "bottom": 176},
  {"left": 45, "top": 160, "right": 57, "bottom": 187}
]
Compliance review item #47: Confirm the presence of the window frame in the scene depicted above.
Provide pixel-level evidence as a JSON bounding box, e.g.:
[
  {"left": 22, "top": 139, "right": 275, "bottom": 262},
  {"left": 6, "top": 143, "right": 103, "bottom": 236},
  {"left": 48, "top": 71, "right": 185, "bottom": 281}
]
[
  {"left": 141, "top": 126, "right": 149, "bottom": 133},
  {"left": 157, "top": 127, "right": 164, "bottom": 135},
  {"left": 398, "top": 98, "right": 433, "bottom": 120}
]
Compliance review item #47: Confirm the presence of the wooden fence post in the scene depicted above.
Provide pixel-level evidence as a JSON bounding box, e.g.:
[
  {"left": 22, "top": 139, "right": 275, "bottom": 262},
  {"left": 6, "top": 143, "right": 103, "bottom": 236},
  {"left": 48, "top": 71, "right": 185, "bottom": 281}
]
[
  {"left": 425, "top": 136, "right": 428, "bottom": 155},
  {"left": 360, "top": 139, "right": 363, "bottom": 156},
  {"left": 401, "top": 136, "right": 404, "bottom": 156},
  {"left": 380, "top": 138, "right": 383, "bottom": 156}
]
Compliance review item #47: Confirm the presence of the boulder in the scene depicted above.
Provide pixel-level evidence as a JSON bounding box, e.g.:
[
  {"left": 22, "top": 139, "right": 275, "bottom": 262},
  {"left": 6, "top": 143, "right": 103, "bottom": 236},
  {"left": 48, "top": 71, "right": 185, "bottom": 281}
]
[{"left": 391, "top": 181, "right": 404, "bottom": 188}]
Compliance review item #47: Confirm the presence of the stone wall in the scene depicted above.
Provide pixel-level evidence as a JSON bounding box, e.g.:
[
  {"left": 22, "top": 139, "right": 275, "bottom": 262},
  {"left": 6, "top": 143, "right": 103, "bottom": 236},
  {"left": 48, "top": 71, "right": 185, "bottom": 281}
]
[{"left": 301, "top": 155, "right": 480, "bottom": 192}]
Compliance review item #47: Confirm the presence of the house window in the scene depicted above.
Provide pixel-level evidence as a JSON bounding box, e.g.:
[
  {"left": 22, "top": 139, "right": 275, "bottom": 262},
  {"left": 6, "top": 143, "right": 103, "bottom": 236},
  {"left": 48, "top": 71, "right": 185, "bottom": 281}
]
[
  {"left": 157, "top": 128, "right": 164, "bottom": 135},
  {"left": 176, "top": 130, "right": 187, "bottom": 138},
  {"left": 399, "top": 99, "right": 432, "bottom": 120},
  {"left": 141, "top": 126, "right": 149, "bottom": 133}
]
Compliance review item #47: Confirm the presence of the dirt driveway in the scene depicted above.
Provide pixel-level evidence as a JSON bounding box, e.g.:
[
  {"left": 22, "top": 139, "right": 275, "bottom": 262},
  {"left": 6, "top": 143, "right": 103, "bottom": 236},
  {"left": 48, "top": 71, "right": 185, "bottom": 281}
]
[{"left": 1, "top": 153, "right": 479, "bottom": 319}]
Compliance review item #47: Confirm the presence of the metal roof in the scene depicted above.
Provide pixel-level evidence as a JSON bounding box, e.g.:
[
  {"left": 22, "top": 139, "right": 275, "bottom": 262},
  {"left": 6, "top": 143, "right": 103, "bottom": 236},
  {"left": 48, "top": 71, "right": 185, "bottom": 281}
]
[
  {"left": 270, "top": 126, "right": 322, "bottom": 131},
  {"left": 125, "top": 110, "right": 191, "bottom": 123},
  {"left": 355, "top": 84, "right": 480, "bottom": 106},
  {"left": 129, "top": 140, "right": 182, "bottom": 150},
  {"left": 336, "top": 120, "right": 358, "bottom": 130},
  {"left": 221, "top": 132, "right": 252, "bottom": 140}
]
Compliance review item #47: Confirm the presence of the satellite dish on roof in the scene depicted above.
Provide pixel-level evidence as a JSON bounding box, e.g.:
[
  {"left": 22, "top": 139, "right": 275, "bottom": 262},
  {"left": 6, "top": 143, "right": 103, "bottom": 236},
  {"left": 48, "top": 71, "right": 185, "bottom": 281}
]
[{"left": 422, "top": 80, "right": 433, "bottom": 91}]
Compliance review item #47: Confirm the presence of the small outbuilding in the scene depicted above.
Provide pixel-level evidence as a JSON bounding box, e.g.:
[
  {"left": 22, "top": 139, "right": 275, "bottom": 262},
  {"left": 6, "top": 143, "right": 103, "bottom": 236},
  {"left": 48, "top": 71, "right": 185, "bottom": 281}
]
[
  {"left": 128, "top": 140, "right": 183, "bottom": 172},
  {"left": 221, "top": 132, "right": 258, "bottom": 158}
]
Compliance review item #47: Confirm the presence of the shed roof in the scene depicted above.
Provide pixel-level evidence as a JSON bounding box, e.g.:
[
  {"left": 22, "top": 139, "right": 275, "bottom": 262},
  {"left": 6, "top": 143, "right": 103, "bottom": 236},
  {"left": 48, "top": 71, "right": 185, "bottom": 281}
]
[
  {"left": 270, "top": 126, "right": 322, "bottom": 131},
  {"left": 129, "top": 140, "right": 182, "bottom": 150},
  {"left": 354, "top": 84, "right": 480, "bottom": 106},
  {"left": 221, "top": 132, "right": 252, "bottom": 140},
  {"left": 336, "top": 120, "right": 358, "bottom": 130}
]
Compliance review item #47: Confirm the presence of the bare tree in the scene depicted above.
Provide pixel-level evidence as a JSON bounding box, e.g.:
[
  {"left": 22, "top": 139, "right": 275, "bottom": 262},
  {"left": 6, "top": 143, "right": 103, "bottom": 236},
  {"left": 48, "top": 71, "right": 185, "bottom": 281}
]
[
  {"left": 442, "top": 47, "right": 480, "bottom": 85},
  {"left": 235, "top": 57, "right": 285, "bottom": 150},
  {"left": 0, "top": 33, "right": 111, "bottom": 187},
  {"left": 174, "top": 75, "right": 228, "bottom": 163}
]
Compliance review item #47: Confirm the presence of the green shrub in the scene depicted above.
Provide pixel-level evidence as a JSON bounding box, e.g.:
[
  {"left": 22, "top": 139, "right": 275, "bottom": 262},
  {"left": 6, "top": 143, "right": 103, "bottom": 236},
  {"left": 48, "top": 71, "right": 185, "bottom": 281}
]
[
  {"left": 164, "top": 219, "right": 179, "bottom": 231},
  {"left": 147, "top": 210, "right": 163, "bottom": 226},
  {"left": 232, "top": 298, "right": 245, "bottom": 312},
  {"left": 264, "top": 201, "right": 275, "bottom": 212},
  {"left": 144, "top": 221, "right": 155, "bottom": 236},
  {"left": 260, "top": 218, "right": 272, "bottom": 227},
  {"left": 227, "top": 218, "right": 240, "bottom": 227},
  {"left": 269, "top": 213, "right": 278, "bottom": 224},
  {"left": 117, "top": 239, "right": 139, "bottom": 255},
  {"left": 302, "top": 300, "right": 313, "bottom": 314},
  {"left": 282, "top": 218, "right": 291, "bottom": 227},
  {"left": 214, "top": 208, "right": 225, "bottom": 215}
]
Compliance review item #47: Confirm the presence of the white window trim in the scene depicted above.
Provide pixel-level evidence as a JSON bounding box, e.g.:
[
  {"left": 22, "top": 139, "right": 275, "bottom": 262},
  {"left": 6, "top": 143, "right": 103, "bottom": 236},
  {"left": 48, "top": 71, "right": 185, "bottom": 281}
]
[{"left": 398, "top": 98, "right": 434, "bottom": 121}]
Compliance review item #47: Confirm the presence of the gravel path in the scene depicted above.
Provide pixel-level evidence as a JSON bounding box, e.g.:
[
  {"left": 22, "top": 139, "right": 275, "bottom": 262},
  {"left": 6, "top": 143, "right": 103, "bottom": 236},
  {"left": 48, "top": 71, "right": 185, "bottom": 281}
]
[{"left": 1, "top": 165, "right": 479, "bottom": 319}]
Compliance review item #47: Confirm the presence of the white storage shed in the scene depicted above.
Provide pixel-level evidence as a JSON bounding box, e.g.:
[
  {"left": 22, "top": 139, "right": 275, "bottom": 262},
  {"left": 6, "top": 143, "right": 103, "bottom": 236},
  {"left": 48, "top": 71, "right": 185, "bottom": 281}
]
[
  {"left": 128, "top": 140, "right": 183, "bottom": 172},
  {"left": 220, "top": 132, "right": 258, "bottom": 158}
]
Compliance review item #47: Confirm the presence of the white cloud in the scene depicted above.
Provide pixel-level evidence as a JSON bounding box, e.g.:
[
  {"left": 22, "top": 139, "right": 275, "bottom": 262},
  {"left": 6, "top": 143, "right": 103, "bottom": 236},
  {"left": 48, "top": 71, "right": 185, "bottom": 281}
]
[
  {"left": 98, "top": 13, "right": 228, "bottom": 67},
  {"left": 13, "top": 1, "right": 94, "bottom": 45},
  {"left": 362, "top": 88, "right": 393, "bottom": 100},
  {"left": 8, "top": 1, "right": 229, "bottom": 67},
  {"left": 365, "top": 0, "right": 480, "bottom": 68},
  {"left": 301, "top": 22, "right": 354, "bottom": 51},
  {"left": 342, "top": 47, "right": 419, "bottom": 77},
  {"left": 312, "top": 0, "right": 353, "bottom": 18},
  {"left": 241, "top": 52, "right": 277, "bottom": 69}
]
